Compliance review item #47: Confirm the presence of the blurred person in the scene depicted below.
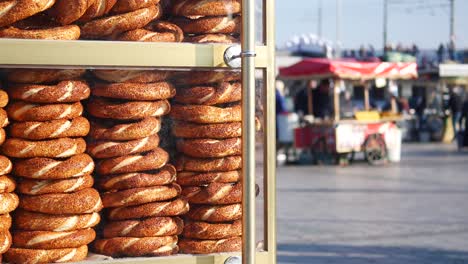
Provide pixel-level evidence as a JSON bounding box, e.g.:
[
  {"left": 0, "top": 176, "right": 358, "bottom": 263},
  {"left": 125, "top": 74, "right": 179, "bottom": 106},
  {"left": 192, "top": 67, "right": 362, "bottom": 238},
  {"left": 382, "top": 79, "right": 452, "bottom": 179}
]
[
  {"left": 437, "top": 43, "right": 446, "bottom": 63},
  {"left": 411, "top": 44, "right": 420, "bottom": 57},
  {"left": 312, "top": 79, "right": 332, "bottom": 119},
  {"left": 294, "top": 80, "right": 315, "bottom": 116},
  {"left": 449, "top": 88, "right": 463, "bottom": 134},
  {"left": 368, "top": 44, "right": 376, "bottom": 58},
  {"left": 358, "top": 45, "right": 366, "bottom": 59},
  {"left": 461, "top": 96, "right": 468, "bottom": 147}
]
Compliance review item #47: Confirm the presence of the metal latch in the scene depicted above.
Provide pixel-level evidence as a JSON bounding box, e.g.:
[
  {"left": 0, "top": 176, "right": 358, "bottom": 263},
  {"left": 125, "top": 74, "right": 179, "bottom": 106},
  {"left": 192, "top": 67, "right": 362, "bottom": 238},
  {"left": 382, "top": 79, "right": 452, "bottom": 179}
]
[{"left": 224, "top": 45, "right": 257, "bottom": 68}]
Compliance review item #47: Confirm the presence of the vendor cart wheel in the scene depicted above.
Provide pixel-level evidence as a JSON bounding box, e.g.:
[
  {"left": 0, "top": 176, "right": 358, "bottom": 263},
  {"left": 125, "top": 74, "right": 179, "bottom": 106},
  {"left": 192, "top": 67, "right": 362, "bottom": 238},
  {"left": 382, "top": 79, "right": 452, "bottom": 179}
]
[
  {"left": 312, "top": 137, "right": 337, "bottom": 165},
  {"left": 364, "top": 134, "right": 388, "bottom": 166}
]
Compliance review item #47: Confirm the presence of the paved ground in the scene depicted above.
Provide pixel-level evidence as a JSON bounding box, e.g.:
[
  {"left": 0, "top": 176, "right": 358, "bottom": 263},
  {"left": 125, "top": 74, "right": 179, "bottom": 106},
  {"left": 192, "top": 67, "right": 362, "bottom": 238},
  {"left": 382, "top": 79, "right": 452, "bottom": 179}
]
[{"left": 277, "top": 143, "right": 468, "bottom": 264}]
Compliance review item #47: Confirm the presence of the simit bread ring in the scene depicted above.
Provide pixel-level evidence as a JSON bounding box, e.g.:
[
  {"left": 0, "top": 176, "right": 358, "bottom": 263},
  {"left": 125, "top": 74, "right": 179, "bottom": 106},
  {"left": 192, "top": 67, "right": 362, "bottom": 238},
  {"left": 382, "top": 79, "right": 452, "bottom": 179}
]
[
  {"left": 98, "top": 164, "right": 176, "bottom": 191},
  {"left": 177, "top": 170, "right": 240, "bottom": 186},
  {"left": 79, "top": 0, "right": 117, "bottom": 22},
  {"left": 94, "top": 236, "right": 178, "bottom": 257},
  {"left": 111, "top": 0, "right": 160, "bottom": 13},
  {"left": 186, "top": 203, "right": 241, "bottom": 222},
  {"left": 0, "top": 230, "right": 11, "bottom": 254},
  {"left": 172, "top": 0, "right": 240, "bottom": 16},
  {"left": 92, "top": 70, "right": 170, "bottom": 83},
  {"left": 5, "top": 69, "right": 86, "bottom": 84},
  {"left": 7, "top": 101, "right": 83, "bottom": 122},
  {"left": 0, "top": 89, "right": 8, "bottom": 107},
  {"left": 49, "top": 0, "right": 96, "bottom": 25},
  {"left": 0, "top": 0, "right": 56, "bottom": 27},
  {"left": 116, "top": 21, "right": 183, "bottom": 42},
  {"left": 0, "top": 193, "right": 19, "bottom": 214},
  {"left": 187, "top": 34, "right": 237, "bottom": 43},
  {"left": 101, "top": 184, "right": 182, "bottom": 208},
  {"left": 13, "top": 154, "right": 94, "bottom": 180},
  {"left": 12, "top": 229, "right": 95, "bottom": 249},
  {"left": 16, "top": 175, "right": 94, "bottom": 195},
  {"left": 0, "top": 175, "right": 16, "bottom": 193},
  {"left": 81, "top": 5, "right": 161, "bottom": 39},
  {"left": 0, "top": 156, "right": 12, "bottom": 176},
  {"left": 0, "top": 25, "right": 80, "bottom": 40},
  {"left": 87, "top": 135, "right": 160, "bottom": 159},
  {"left": 4, "top": 245, "right": 88, "bottom": 264},
  {"left": 176, "top": 155, "right": 242, "bottom": 172},
  {"left": 9, "top": 117, "right": 90, "bottom": 140},
  {"left": 172, "top": 70, "right": 240, "bottom": 86},
  {"left": 97, "top": 148, "right": 169, "bottom": 175},
  {"left": 0, "top": 128, "right": 5, "bottom": 145},
  {"left": 176, "top": 137, "right": 241, "bottom": 158},
  {"left": 179, "top": 237, "right": 241, "bottom": 254},
  {"left": 8, "top": 80, "right": 90, "bottom": 103},
  {"left": 175, "top": 82, "right": 241, "bottom": 105},
  {"left": 2, "top": 137, "right": 86, "bottom": 158},
  {"left": 0, "top": 109, "right": 9, "bottom": 128},
  {"left": 19, "top": 188, "right": 103, "bottom": 215},
  {"left": 92, "top": 82, "right": 175, "bottom": 101},
  {"left": 0, "top": 214, "right": 12, "bottom": 230},
  {"left": 171, "top": 104, "right": 241, "bottom": 124},
  {"left": 89, "top": 117, "right": 161, "bottom": 141},
  {"left": 183, "top": 220, "right": 241, "bottom": 239},
  {"left": 182, "top": 182, "right": 241, "bottom": 205},
  {"left": 173, "top": 16, "right": 240, "bottom": 34},
  {"left": 88, "top": 98, "right": 170, "bottom": 120},
  {"left": 107, "top": 198, "right": 189, "bottom": 220},
  {"left": 103, "top": 217, "right": 183, "bottom": 238},
  {"left": 14, "top": 210, "right": 100, "bottom": 232},
  {"left": 172, "top": 119, "right": 260, "bottom": 139}
]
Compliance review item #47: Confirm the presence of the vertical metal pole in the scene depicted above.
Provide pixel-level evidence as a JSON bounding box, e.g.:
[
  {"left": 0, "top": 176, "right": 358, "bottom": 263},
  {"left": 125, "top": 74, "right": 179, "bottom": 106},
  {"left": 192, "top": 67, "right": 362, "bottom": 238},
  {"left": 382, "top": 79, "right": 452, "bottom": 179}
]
[
  {"left": 335, "top": 0, "right": 341, "bottom": 58},
  {"left": 318, "top": 0, "right": 323, "bottom": 38},
  {"left": 449, "top": 0, "right": 455, "bottom": 45},
  {"left": 242, "top": 0, "right": 256, "bottom": 263},
  {"left": 383, "top": 0, "right": 388, "bottom": 52}
]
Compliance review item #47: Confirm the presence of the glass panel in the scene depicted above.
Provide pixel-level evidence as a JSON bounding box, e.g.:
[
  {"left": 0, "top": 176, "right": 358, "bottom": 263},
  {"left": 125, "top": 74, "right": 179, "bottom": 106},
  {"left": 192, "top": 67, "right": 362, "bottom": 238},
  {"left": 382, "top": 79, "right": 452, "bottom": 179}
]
[
  {"left": 256, "top": 0, "right": 265, "bottom": 45},
  {"left": 255, "top": 70, "right": 266, "bottom": 250},
  {"left": 0, "top": 0, "right": 241, "bottom": 44}
]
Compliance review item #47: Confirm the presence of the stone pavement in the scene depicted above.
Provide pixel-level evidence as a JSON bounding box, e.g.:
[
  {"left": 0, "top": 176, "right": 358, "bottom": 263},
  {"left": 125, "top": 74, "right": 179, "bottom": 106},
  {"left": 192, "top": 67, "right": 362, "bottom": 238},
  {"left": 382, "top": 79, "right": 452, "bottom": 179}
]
[{"left": 277, "top": 144, "right": 468, "bottom": 264}]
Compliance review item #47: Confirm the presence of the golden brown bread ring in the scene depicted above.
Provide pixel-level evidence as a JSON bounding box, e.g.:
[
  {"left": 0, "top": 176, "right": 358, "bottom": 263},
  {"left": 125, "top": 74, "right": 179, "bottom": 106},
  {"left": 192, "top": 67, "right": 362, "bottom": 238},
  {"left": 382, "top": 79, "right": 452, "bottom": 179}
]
[
  {"left": 0, "top": 89, "right": 8, "bottom": 107},
  {"left": 186, "top": 203, "right": 241, "bottom": 222},
  {"left": 97, "top": 148, "right": 169, "bottom": 175},
  {"left": 173, "top": 70, "right": 240, "bottom": 86},
  {"left": 0, "top": 214, "right": 12, "bottom": 230},
  {"left": 172, "top": 119, "right": 261, "bottom": 139},
  {"left": 81, "top": 5, "right": 161, "bottom": 39},
  {"left": 12, "top": 229, "right": 95, "bottom": 249},
  {"left": 89, "top": 117, "right": 161, "bottom": 141},
  {"left": 49, "top": 0, "right": 95, "bottom": 25},
  {"left": 88, "top": 98, "right": 170, "bottom": 120},
  {"left": 79, "top": 0, "right": 117, "bottom": 22},
  {"left": 187, "top": 33, "right": 238, "bottom": 43},
  {"left": 2, "top": 137, "right": 86, "bottom": 158},
  {"left": 94, "top": 236, "right": 178, "bottom": 257},
  {"left": 0, "top": 128, "right": 5, "bottom": 145},
  {"left": 172, "top": 0, "right": 240, "bottom": 16},
  {"left": 103, "top": 217, "right": 183, "bottom": 238},
  {"left": 107, "top": 198, "right": 189, "bottom": 220},
  {"left": 183, "top": 220, "right": 241, "bottom": 240},
  {"left": 0, "top": 109, "right": 9, "bottom": 128},
  {"left": 111, "top": 0, "right": 160, "bottom": 13},
  {"left": 17, "top": 175, "right": 94, "bottom": 195},
  {"left": 92, "top": 70, "right": 170, "bottom": 83},
  {"left": 13, "top": 154, "right": 94, "bottom": 180},
  {"left": 8, "top": 80, "right": 90, "bottom": 103},
  {"left": 182, "top": 182, "right": 241, "bottom": 205},
  {"left": 6, "top": 101, "right": 83, "bottom": 122},
  {"left": 0, "top": 156, "right": 13, "bottom": 176},
  {"left": 0, "top": 193, "right": 19, "bottom": 214},
  {"left": 176, "top": 155, "right": 241, "bottom": 172},
  {"left": 0, "top": 230, "right": 11, "bottom": 254},
  {"left": 19, "top": 188, "right": 103, "bottom": 215},
  {"left": 117, "top": 21, "right": 183, "bottom": 42},
  {"left": 0, "top": 25, "right": 81, "bottom": 40},
  {"left": 102, "top": 184, "right": 181, "bottom": 208},
  {"left": 14, "top": 210, "right": 100, "bottom": 232},
  {"left": 0, "top": 175, "right": 16, "bottom": 193},
  {"left": 4, "top": 245, "right": 88, "bottom": 264},
  {"left": 92, "top": 82, "right": 176, "bottom": 101},
  {"left": 98, "top": 164, "right": 176, "bottom": 191},
  {"left": 175, "top": 81, "right": 241, "bottom": 105},
  {"left": 174, "top": 16, "right": 240, "bottom": 34},
  {"left": 0, "top": 0, "right": 56, "bottom": 27},
  {"left": 176, "top": 137, "right": 241, "bottom": 158},
  {"left": 171, "top": 104, "right": 240, "bottom": 124},
  {"left": 5, "top": 69, "right": 86, "bottom": 84},
  {"left": 177, "top": 170, "right": 240, "bottom": 186},
  {"left": 179, "top": 237, "right": 241, "bottom": 254},
  {"left": 87, "top": 135, "right": 160, "bottom": 159},
  {"left": 9, "top": 117, "right": 90, "bottom": 140}
]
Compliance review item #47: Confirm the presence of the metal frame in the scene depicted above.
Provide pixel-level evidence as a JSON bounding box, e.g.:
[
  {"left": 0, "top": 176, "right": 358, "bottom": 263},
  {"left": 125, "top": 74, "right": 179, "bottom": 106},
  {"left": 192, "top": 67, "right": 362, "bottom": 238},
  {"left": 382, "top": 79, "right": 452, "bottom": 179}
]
[{"left": 0, "top": 0, "right": 276, "bottom": 263}]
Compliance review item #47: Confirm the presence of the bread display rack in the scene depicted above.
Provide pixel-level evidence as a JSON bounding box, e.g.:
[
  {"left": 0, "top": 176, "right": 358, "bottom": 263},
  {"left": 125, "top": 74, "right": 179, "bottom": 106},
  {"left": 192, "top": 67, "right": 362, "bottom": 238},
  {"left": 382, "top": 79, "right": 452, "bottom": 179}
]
[{"left": 0, "top": 0, "right": 276, "bottom": 263}]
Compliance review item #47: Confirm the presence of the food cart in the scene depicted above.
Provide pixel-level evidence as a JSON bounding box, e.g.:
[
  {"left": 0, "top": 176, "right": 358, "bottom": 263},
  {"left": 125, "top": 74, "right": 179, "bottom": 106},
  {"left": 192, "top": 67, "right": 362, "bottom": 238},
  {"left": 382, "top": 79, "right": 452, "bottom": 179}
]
[{"left": 279, "top": 59, "right": 418, "bottom": 165}]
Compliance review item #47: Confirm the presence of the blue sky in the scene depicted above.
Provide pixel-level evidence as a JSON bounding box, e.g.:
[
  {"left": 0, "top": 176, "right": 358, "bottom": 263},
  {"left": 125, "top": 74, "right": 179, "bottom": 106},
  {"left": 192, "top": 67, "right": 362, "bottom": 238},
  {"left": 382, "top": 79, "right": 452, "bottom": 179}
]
[{"left": 276, "top": 0, "right": 468, "bottom": 49}]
